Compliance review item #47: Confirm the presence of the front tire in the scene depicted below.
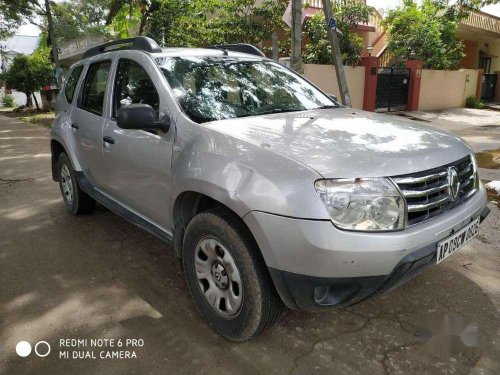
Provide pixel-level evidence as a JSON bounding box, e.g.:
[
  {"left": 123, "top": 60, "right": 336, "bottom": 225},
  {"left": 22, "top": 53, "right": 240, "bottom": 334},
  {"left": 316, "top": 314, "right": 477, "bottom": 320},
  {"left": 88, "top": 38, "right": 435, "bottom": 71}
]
[
  {"left": 57, "top": 153, "right": 96, "bottom": 215},
  {"left": 182, "top": 208, "right": 284, "bottom": 342}
]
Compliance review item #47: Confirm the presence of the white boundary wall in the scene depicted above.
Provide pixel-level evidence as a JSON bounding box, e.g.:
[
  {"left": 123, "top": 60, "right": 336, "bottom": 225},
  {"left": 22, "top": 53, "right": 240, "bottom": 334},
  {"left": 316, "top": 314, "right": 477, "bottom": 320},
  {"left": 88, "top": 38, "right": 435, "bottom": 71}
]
[
  {"left": 419, "top": 69, "right": 480, "bottom": 111},
  {"left": 303, "top": 64, "right": 366, "bottom": 110}
]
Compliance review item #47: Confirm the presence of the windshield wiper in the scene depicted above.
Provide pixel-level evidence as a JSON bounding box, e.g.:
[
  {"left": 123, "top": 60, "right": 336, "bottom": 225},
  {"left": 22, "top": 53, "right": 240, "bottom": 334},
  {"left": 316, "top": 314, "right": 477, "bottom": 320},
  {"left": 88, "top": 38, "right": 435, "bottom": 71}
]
[
  {"left": 315, "top": 105, "right": 338, "bottom": 109},
  {"left": 235, "top": 108, "right": 304, "bottom": 118},
  {"left": 255, "top": 108, "right": 305, "bottom": 116}
]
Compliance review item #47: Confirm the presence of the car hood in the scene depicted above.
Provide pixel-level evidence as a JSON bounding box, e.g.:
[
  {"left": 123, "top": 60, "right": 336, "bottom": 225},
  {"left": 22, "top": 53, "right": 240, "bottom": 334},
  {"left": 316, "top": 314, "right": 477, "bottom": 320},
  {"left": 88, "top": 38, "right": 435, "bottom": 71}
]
[{"left": 204, "top": 108, "right": 472, "bottom": 178}]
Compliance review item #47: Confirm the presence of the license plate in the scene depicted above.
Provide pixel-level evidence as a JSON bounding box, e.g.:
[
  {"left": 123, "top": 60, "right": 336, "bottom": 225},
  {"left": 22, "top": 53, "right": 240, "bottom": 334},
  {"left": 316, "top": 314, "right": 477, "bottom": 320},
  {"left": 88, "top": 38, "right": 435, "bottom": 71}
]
[{"left": 436, "top": 217, "right": 480, "bottom": 265}]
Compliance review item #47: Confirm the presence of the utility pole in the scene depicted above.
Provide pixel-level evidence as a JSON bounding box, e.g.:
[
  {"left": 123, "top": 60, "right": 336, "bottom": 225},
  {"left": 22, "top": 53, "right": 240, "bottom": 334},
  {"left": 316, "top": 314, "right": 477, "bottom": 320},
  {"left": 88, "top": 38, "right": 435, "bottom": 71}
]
[
  {"left": 271, "top": 32, "right": 278, "bottom": 61},
  {"left": 290, "top": 0, "right": 303, "bottom": 73},
  {"left": 321, "top": 0, "right": 351, "bottom": 107}
]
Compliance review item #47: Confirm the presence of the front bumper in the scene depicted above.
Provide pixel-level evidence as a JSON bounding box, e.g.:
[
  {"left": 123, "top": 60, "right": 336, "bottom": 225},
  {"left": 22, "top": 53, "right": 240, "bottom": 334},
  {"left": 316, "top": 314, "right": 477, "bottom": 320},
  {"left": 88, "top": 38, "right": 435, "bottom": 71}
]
[{"left": 243, "top": 190, "right": 489, "bottom": 310}]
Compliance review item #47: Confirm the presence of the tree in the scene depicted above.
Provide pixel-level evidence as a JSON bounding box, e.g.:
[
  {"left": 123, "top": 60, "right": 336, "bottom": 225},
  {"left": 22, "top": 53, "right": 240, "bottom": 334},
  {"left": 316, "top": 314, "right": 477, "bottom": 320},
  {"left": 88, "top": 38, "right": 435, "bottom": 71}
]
[
  {"left": 107, "top": 3, "right": 143, "bottom": 38},
  {"left": 303, "top": 1, "right": 371, "bottom": 66},
  {"left": 145, "top": 0, "right": 213, "bottom": 46},
  {"left": 52, "top": 0, "right": 111, "bottom": 45},
  {"left": 0, "top": 7, "right": 22, "bottom": 40},
  {"left": 145, "top": 0, "right": 286, "bottom": 51},
  {"left": 0, "top": 1, "right": 63, "bottom": 87},
  {"left": 1, "top": 48, "right": 54, "bottom": 110},
  {"left": 383, "top": 0, "right": 472, "bottom": 70},
  {"left": 106, "top": 0, "right": 151, "bottom": 35}
]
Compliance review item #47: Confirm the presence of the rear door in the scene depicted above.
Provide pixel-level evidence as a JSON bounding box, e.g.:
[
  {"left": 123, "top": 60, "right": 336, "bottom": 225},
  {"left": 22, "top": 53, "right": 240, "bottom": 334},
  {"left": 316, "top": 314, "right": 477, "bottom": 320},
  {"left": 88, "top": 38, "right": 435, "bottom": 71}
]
[
  {"left": 71, "top": 59, "right": 112, "bottom": 186},
  {"left": 100, "top": 52, "right": 175, "bottom": 230}
]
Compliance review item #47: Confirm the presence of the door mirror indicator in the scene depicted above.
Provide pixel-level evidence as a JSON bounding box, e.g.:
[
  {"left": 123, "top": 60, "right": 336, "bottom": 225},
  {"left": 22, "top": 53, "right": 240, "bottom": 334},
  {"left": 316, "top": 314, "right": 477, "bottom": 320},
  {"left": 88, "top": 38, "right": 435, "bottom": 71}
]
[{"left": 117, "top": 104, "right": 170, "bottom": 132}]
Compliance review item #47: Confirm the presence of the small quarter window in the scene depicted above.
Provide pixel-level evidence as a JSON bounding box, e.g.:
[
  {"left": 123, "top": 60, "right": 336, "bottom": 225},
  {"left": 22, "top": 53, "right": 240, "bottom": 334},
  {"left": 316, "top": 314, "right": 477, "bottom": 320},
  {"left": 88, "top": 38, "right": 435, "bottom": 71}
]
[
  {"left": 64, "top": 65, "right": 83, "bottom": 103},
  {"left": 79, "top": 61, "right": 111, "bottom": 116}
]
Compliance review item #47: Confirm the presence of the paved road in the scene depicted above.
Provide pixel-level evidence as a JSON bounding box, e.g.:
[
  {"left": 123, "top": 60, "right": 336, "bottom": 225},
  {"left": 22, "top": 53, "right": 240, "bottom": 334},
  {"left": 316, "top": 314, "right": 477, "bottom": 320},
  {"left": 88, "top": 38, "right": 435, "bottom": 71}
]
[{"left": 1, "top": 113, "right": 499, "bottom": 375}]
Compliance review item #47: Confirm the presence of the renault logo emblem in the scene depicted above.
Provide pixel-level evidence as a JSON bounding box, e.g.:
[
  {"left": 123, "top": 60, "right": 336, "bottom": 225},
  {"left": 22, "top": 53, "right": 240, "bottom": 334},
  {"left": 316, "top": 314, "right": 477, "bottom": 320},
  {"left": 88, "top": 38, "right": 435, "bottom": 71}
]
[{"left": 448, "top": 167, "right": 460, "bottom": 201}]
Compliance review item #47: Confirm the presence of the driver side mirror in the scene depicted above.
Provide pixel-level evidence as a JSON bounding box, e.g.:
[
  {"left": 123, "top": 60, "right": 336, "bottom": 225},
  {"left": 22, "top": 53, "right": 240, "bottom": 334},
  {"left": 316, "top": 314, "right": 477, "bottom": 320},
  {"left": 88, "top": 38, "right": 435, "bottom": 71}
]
[{"left": 117, "top": 104, "right": 170, "bottom": 133}]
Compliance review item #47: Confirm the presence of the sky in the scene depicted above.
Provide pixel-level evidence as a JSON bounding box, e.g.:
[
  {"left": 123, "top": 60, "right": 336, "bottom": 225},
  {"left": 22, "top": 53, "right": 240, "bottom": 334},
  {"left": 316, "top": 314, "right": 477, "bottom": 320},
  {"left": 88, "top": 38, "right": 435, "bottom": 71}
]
[{"left": 16, "top": 0, "right": 500, "bottom": 36}]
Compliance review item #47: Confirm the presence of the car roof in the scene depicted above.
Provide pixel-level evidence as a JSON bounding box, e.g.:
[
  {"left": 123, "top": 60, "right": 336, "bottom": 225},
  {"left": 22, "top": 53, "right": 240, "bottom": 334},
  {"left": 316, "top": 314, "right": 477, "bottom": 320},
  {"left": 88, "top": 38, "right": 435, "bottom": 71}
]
[
  {"left": 71, "top": 41, "right": 268, "bottom": 72},
  {"left": 153, "top": 47, "right": 265, "bottom": 60}
]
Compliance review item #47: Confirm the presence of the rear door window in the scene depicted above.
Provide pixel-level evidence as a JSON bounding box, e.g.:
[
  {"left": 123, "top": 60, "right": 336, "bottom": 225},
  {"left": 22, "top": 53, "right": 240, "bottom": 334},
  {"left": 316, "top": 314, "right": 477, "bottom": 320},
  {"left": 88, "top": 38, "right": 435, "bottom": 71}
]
[
  {"left": 64, "top": 65, "right": 83, "bottom": 103},
  {"left": 79, "top": 61, "right": 111, "bottom": 116}
]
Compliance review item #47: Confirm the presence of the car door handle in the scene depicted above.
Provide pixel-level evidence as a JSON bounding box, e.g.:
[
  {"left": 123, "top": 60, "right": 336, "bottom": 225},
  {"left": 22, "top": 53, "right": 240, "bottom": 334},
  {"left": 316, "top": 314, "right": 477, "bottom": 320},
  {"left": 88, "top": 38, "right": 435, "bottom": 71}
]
[
  {"left": 71, "top": 123, "right": 79, "bottom": 129},
  {"left": 103, "top": 136, "right": 115, "bottom": 145}
]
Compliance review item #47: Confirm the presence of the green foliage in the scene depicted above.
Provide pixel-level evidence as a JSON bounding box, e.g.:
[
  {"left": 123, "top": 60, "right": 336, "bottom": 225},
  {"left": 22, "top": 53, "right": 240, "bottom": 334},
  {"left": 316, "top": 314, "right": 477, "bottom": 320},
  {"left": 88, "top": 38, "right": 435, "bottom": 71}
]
[
  {"left": 0, "top": 0, "right": 33, "bottom": 40},
  {"left": 465, "top": 95, "right": 484, "bottom": 109},
  {"left": 145, "top": 0, "right": 286, "bottom": 49},
  {"left": 2, "top": 47, "right": 55, "bottom": 107},
  {"left": 107, "top": 3, "right": 142, "bottom": 38},
  {"left": 303, "top": 1, "right": 371, "bottom": 66},
  {"left": 383, "top": 0, "right": 467, "bottom": 70},
  {"left": 52, "top": 0, "right": 112, "bottom": 44},
  {"left": 1, "top": 94, "right": 15, "bottom": 108}
]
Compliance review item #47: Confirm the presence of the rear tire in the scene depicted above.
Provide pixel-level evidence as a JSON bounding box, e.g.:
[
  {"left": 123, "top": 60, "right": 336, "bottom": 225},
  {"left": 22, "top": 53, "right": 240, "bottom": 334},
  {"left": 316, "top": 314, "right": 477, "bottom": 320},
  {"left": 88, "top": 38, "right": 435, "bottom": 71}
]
[
  {"left": 57, "top": 153, "right": 96, "bottom": 215},
  {"left": 182, "top": 207, "right": 284, "bottom": 342}
]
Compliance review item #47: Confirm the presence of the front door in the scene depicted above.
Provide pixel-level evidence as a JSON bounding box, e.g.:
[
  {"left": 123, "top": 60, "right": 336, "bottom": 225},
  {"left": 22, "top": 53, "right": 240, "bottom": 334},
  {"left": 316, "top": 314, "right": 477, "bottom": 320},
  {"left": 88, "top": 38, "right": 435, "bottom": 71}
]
[
  {"left": 71, "top": 60, "right": 112, "bottom": 186},
  {"left": 100, "top": 54, "right": 174, "bottom": 231}
]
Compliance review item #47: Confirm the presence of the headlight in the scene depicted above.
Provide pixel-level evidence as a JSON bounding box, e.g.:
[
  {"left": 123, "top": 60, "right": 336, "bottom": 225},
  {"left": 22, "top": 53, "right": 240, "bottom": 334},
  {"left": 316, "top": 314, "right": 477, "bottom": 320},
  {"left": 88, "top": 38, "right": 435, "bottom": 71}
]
[
  {"left": 470, "top": 153, "right": 480, "bottom": 190},
  {"left": 314, "top": 178, "right": 405, "bottom": 231}
]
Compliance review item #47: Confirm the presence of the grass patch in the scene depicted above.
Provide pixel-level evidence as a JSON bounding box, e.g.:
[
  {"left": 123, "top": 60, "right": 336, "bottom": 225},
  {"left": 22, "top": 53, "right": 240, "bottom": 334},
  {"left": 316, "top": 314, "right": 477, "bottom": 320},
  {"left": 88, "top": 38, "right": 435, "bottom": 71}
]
[
  {"left": 2, "top": 108, "right": 55, "bottom": 129},
  {"left": 18, "top": 112, "right": 55, "bottom": 129}
]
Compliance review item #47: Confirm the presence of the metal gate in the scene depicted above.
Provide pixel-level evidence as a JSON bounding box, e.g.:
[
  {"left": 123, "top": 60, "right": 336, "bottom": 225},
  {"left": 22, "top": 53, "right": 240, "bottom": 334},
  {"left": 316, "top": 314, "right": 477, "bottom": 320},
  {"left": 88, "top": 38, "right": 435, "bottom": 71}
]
[
  {"left": 481, "top": 74, "right": 497, "bottom": 101},
  {"left": 375, "top": 67, "right": 410, "bottom": 112}
]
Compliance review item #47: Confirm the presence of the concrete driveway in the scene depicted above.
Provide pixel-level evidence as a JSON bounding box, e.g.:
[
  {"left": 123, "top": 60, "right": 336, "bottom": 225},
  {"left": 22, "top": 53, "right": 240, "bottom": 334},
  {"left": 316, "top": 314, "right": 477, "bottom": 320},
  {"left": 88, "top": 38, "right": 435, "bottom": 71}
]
[{"left": 1, "top": 113, "right": 499, "bottom": 375}]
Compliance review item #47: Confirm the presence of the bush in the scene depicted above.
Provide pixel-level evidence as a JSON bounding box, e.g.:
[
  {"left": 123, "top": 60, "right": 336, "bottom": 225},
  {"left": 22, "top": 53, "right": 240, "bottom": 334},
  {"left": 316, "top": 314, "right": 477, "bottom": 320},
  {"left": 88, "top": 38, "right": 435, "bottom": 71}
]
[
  {"left": 2, "top": 94, "right": 15, "bottom": 107},
  {"left": 465, "top": 96, "right": 484, "bottom": 109}
]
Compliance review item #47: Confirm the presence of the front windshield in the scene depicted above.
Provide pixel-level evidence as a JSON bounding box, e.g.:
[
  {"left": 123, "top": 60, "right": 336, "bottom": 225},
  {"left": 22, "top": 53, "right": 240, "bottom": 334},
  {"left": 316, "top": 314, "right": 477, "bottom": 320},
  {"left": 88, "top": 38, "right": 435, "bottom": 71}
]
[{"left": 158, "top": 56, "right": 336, "bottom": 123}]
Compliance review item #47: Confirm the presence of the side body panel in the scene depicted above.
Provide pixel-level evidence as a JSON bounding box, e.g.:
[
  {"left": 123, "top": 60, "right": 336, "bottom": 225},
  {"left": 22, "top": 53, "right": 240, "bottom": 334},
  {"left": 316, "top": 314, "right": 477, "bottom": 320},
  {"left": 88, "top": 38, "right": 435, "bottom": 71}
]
[
  {"left": 69, "top": 55, "right": 115, "bottom": 187},
  {"left": 51, "top": 62, "right": 88, "bottom": 172},
  {"left": 171, "top": 114, "right": 329, "bottom": 222},
  {"left": 100, "top": 51, "right": 179, "bottom": 230}
]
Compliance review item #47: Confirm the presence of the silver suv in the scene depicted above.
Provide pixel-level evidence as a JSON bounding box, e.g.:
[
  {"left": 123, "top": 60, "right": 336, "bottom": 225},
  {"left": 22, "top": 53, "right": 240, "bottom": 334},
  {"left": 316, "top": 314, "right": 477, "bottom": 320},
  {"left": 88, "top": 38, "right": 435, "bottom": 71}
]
[{"left": 51, "top": 37, "right": 489, "bottom": 341}]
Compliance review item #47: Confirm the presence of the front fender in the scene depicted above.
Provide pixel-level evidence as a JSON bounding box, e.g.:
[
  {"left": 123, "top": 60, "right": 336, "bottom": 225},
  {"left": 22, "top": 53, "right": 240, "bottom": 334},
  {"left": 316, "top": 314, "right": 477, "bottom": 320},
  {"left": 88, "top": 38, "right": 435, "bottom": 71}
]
[{"left": 171, "top": 125, "right": 330, "bottom": 220}]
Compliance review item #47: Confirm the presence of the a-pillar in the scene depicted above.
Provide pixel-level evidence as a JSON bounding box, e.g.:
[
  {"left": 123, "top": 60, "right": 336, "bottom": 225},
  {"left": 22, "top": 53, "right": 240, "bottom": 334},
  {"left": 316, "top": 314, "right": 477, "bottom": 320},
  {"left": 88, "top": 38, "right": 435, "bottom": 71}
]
[
  {"left": 361, "top": 56, "right": 379, "bottom": 112},
  {"left": 405, "top": 60, "right": 423, "bottom": 111}
]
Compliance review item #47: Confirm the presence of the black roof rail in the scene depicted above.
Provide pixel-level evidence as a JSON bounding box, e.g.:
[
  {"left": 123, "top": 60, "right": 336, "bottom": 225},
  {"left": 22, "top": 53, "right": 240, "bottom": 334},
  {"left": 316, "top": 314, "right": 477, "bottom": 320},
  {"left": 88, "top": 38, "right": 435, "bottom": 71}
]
[
  {"left": 211, "top": 43, "right": 266, "bottom": 58},
  {"left": 82, "top": 36, "right": 162, "bottom": 59}
]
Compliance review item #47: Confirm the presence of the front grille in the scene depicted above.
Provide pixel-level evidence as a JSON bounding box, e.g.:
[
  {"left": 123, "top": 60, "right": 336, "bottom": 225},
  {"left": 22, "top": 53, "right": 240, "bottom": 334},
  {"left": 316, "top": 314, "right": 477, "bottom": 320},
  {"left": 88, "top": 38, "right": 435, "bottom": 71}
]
[{"left": 392, "top": 156, "right": 477, "bottom": 226}]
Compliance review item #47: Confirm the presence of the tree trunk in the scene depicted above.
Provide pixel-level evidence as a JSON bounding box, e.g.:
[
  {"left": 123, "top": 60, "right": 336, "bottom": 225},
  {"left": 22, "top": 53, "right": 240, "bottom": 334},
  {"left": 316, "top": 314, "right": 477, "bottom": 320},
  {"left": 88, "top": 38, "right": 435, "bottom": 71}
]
[
  {"left": 138, "top": 8, "right": 149, "bottom": 35},
  {"left": 26, "top": 91, "right": 33, "bottom": 108},
  {"left": 290, "top": 0, "right": 303, "bottom": 73},
  {"left": 33, "top": 93, "right": 40, "bottom": 111},
  {"left": 44, "top": 0, "right": 63, "bottom": 88}
]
